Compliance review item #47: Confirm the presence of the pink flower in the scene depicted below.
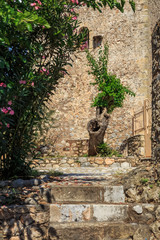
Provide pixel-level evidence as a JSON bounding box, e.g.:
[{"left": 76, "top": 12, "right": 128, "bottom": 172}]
[
  {"left": 30, "top": 2, "right": 36, "bottom": 6},
  {"left": 9, "top": 110, "right": 14, "bottom": 115},
  {"left": 72, "top": 16, "right": 77, "bottom": 20},
  {"left": 17, "top": 9, "right": 22, "bottom": 13},
  {"left": 6, "top": 124, "right": 10, "bottom": 128},
  {"left": 70, "top": 8, "right": 75, "bottom": 12},
  {"left": 42, "top": 56, "right": 45, "bottom": 59},
  {"left": 35, "top": 0, "right": 42, "bottom": 5},
  {"left": 40, "top": 68, "right": 49, "bottom": 75},
  {"left": 1, "top": 108, "right": 8, "bottom": 114},
  {"left": 7, "top": 107, "right": 11, "bottom": 111},
  {"left": 71, "top": 0, "right": 79, "bottom": 4},
  {"left": 8, "top": 101, "right": 12, "bottom": 105},
  {"left": 31, "top": 82, "right": 34, "bottom": 87},
  {"left": 0, "top": 83, "right": 6, "bottom": 87},
  {"left": 19, "top": 80, "right": 26, "bottom": 84},
  {"left": 42, "top": 26, "right": 45, "bottom": 29},
  {"left": 35, "top": 6, "right": 40, "bottom": 10}
]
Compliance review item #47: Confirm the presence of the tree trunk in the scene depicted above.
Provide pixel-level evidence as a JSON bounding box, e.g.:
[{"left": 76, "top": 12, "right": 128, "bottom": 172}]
[{"left": 87, "top": 107, "right": 110, "bottom": 156}]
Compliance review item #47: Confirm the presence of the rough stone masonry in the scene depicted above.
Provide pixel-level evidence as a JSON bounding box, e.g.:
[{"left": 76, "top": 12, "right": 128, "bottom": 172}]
[{"left": 41, "top": 0, "right": 160, "bottom": 157}]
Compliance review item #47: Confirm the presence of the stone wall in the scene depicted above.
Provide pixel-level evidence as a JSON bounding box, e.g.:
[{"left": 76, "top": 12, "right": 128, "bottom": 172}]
[
  {"left": 62, "top": 139, "right": 88, "bottom": 156},
  {"left": 45, "top": 0, "right": 152, "bottom": 156},
  {"left": 33, "top": 156, "right": 136, "bottom": 170},
  {"left": 150, "top": 0, "right": 160, "bottom": 162},
  {"left": 152, "top": 21, "right": 160, "bottom": 162},
  {"left": 120, "top": 135, "right": 145, "bottom": 158},
  {"left": 0, "top": 205, "right": 49, "bottom": 240},
  {"left": 149, "top": 0, "right": 160, "bottom": 31}
]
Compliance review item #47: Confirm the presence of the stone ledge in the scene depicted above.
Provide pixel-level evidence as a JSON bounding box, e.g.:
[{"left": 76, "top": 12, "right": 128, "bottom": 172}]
[{"left": 32, "top": 156, "right": 137, "bottom": 169}]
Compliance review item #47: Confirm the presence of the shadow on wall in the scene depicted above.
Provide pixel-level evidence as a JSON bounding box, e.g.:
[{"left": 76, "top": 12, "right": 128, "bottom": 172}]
[
  {"left": 120, "top": 135, "right": 145, "bottom": 159},
  {"left": 0, "top": 204, "right": 49, "bottom": 240}
]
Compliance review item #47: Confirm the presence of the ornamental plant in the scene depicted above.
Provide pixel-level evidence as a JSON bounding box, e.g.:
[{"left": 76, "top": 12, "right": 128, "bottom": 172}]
[
  {"left": 86, "top": 44, "right": 135, "bottom": 113},
  {"left": 0, "top": 0, "right": 135, "bottom": 179},
  {"left": 86, "top": 44, "right": 135, "bottom": 156}
]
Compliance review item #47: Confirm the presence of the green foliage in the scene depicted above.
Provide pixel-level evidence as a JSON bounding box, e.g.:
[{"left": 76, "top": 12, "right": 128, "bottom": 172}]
[
  {"left": 140, "top": 178, "right": 149, "bottom": 184},
  {"left": 97, "top": 142, "right": 122, "bottom": 157},
  {"left": 82, "top": 154, "right": 88, "bottom": 157},
  {"left": 86, "top": 44, "right": 135, "bottom": 113},
  {"left": 0, "top": 0, "right": 135, "bottom": 179}
]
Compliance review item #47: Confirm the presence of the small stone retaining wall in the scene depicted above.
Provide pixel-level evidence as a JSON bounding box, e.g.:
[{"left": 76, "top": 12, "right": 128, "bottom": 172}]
[
  {"left": 62, "top": 139, "right": 88, "bottom": 156},
  {"left": 33, "top": 156, "right": 136, "bottom": 170}
]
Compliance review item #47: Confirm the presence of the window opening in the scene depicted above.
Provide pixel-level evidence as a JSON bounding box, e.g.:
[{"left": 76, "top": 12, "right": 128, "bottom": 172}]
[{"left": 93, "top": 36, "right": 103, "bottom": 49}]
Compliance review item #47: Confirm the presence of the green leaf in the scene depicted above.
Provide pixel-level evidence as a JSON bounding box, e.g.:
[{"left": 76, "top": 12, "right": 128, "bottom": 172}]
[{"left": 26, "top": 23, "right": 33, "bottom": 32}]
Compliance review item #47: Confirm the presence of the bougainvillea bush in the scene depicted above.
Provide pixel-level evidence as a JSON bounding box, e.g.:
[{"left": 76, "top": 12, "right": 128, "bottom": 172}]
[{"left": 0, "top": 0, "right": 135, "bottom": 179}]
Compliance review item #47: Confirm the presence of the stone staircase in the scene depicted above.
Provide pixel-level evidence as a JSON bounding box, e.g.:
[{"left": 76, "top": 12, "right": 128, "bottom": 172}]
[
  {"left": 1, "top": 160, "right": 159, "bottom": 239},
  {"left": 41, "top": 183, "right": 152, "bottom": 240},
  {"left": 35, "top": 168, "right": 154, "bottom": 240}
]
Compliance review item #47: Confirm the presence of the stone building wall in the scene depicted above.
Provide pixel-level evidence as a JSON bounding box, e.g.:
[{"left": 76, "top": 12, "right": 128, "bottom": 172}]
[
  {"left": 148, "top": 0, "right": 160, "bottom": 161},
  {"left": 46, "top": 0, "right": 152, "bottom": 156},
  {"left": 152, "top": 22, "right": 160, "bottom": 162}
]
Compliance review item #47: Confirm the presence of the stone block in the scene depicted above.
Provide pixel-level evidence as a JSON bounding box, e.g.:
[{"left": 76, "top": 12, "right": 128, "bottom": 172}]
[
  {"left": 133, "top": 205, "right": 143, "bottom": 214},
  {"left": 60, "top": 164, "right": 70, "bottom": 167},
  {"left": 155, "top": 206, "right": 160, "bottom": 220},
  {"left": 51, "top": 186, "right": 103, "bottom": 202},
  {"left": 104, "top": 223, "right": 138, "bottom": 239},
  {"left": 52, "top": 164, "right": 60, "bottom": 168},
  {"left": 68, "top": 159, "right": 74, "bottom": 164},
  {"left": 104, "top": 186, "right": 125, "bottom": 203},
  {"left": 93, "top": 204, "right": 128, "bottom": 222},
  {"left": 151, "top": 221, "right": 160, "bottom": 240},
  {"left": 50, "top": 205, "right": 61, "bottom": 222},
  {"left": 46, "top": 164, "right": 52, "bottom": 168},
  {"left": 133, "top": 225, "right": 152, "bottom": 240},
  {"left": 50, "top": 204, "right": 91, "bottom": 223},
  {"left": 105, "top": 159, "right": 115, "bottom": 165},
  {"left": 95, "top": 158, "right": 104, "bottom": 165},
  {"left": 121, "top": 162, "right": 131, "bottom": 168},
  {"left": 110, "top": 162, "right": 121, "bottom": 168}
]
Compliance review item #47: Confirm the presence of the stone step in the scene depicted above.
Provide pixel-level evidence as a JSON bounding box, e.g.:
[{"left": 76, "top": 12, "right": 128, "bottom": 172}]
[
  {"left": 48, "top": 222, "right": 150, "bottom": 240},
  {"left": 40, "top": 185, "right": 125, "bottom": 204},
  {"left": 37, "top": 166, "right": 135, "bottom": 182},
  {"left": 50, "top": 203, "right": 129, "bottom": 223},
  {"left": 37, "top": 165, "right": 134, "bottom": 174}
]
